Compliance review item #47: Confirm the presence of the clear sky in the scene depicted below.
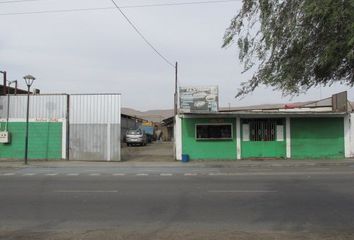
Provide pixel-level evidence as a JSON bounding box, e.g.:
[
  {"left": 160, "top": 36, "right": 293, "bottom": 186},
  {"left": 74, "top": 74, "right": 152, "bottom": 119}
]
[{"left": 1, "top": 0, "right": 353, "bottom": 110}]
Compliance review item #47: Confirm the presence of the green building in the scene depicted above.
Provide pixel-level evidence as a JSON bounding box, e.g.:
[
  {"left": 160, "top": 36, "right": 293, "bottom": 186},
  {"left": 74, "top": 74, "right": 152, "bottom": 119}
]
[{"left": 175, "top": 93, "right": 353, "bottom": 160}]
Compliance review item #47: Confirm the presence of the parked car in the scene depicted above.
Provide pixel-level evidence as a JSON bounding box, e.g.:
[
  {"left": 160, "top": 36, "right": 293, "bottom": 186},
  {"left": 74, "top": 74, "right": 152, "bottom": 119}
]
[{"left": 126, "top": 129, "right": 147, "bottom": 146}]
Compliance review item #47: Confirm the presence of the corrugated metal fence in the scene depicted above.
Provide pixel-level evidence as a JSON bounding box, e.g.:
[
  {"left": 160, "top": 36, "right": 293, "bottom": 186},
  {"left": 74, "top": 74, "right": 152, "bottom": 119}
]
[
  {"left": 0, "top": 94, "right": 67, "bottom": 119},
  {"left": 0, "top": 93, "right": 121, "bottom": 161},
  {"left": 69, "top": 94, "right": 121, "bottom": 161}
]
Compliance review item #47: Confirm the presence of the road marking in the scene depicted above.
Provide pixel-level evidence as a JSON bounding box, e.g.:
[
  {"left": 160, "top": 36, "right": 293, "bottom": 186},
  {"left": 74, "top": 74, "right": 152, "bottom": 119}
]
[
  {"left": 1, "top": 173, "right": 15, "bottom": 176},
  {"left": 136, "top": 173, "right": 149, "bottom": 176},
  {"left": 67, "top": 173, "right": 79, "bottom": 176},
  {"left": 184, "top": 173, "right": 198, "bottom": 176},
  {"left": 23, "top": 173, "right": 36, "bottom": 176},
  {"left": 308, "top": 168, "right": 330, "bottom": 171},
  {"left": 247, "top": 168, "right": 273, "bottom": 171},
  {"left": 45, "top": 173, "right": 58, "bottom": 176},
  {"left": 208, "top": 173, "right": 228, "bottom": 176},
  {"left": 220, "top": 172, "right": 354, "bottom": 176},
  {"left": 208, "top": 190, "right": 277, "bottom": 193},
  {"left": 53, "top": 190, "right": 118, "bottom": 193},
  {"left": 89, "top": 173, "right": 101, "bottom": 176},
  {"left": 112, "top": 173, "right": 126, "bottom": 176},
  {"left": 160, "top": 173, "right": 173, "bottom": 176}
]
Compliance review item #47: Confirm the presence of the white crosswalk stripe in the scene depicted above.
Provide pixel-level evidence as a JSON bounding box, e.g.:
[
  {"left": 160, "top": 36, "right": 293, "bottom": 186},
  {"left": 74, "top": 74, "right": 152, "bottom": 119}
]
[
  {"left": 112, "top": 173, "right": 126, "bottom": 176},
  {"left": 45, "top": 173, "right": 58, "bottom": 176},
  {"left": 0, "top": 171, "right": 288, "bottom": 177},
  {"left": 2, "top": 173, "right": 15, "bottom": 176},
  {"left": 160, "top": 173, "right": 173, "bottom": 176},
  {"left": 208, "top": 173, "right": 228, "bottom": 176},
  {"left": 136, "top": 173, "right": 149, "bottom": 176},
  {"left": 89, "top": 173, "right": 101, "bottom": 176},
  {"left": 184, "top": 173, "right": 198, "bottom": 176},
  {"left": 23, "top": 173, "right": 36, "bottom": 176}
]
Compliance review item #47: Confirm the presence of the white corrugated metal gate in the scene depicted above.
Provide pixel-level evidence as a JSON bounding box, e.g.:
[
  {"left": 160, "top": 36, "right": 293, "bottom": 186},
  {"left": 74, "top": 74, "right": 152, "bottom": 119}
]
[{"left": 69, "top": 94, "right": 121, "bottom": 161}]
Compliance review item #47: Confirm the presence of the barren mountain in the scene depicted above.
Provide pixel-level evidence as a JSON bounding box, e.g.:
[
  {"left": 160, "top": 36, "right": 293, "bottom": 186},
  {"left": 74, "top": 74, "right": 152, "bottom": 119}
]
[{"left": 122, "top": 108, "right": 174, "bottom": 122}]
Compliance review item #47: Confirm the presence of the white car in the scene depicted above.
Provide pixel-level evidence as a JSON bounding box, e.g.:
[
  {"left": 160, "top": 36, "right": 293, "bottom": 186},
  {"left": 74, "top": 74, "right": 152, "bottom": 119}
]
[{"left": 126, "top": 129, "right": 147, "bottom": 146}]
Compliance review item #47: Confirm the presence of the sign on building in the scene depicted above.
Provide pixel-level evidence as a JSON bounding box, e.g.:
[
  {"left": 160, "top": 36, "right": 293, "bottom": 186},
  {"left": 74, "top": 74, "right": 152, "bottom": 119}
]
[{"left": 179, "top": 86, "right": 218, "bottom": 113}]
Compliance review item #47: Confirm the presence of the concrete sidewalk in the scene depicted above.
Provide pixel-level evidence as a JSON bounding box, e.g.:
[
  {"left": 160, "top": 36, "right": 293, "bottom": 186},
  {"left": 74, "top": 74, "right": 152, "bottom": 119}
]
[{"left": 1, "top": 159, "right": 354, "bottom": 169}]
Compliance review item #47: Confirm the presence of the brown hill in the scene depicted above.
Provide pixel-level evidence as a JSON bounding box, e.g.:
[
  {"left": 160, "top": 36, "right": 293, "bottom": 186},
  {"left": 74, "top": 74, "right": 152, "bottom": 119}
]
[{"left": 122, "top": 108, "right": 174, "bottom": 123}]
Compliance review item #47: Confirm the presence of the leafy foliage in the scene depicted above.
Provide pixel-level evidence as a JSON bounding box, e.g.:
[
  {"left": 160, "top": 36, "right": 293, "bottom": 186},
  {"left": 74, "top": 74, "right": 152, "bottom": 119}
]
[{"left": 223, "top": 0, "right": 354, "bottom": 97}]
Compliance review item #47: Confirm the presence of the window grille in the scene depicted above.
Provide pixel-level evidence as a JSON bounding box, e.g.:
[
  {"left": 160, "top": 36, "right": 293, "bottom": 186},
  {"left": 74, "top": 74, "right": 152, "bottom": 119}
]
[{"left": 243, "top": 119, "right": 283, "bottom": 141}]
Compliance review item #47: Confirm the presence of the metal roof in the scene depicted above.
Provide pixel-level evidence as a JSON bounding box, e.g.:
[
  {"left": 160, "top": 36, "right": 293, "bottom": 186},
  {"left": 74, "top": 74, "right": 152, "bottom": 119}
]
[{"left": 180, "top": 111, "right": 347, "bottom": 118}]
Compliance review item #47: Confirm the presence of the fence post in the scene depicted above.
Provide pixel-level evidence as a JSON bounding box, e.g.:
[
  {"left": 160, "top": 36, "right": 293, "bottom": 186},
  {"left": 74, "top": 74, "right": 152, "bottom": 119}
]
[{"left": 66, "top": 94, "right": 70, "bottom": 160}]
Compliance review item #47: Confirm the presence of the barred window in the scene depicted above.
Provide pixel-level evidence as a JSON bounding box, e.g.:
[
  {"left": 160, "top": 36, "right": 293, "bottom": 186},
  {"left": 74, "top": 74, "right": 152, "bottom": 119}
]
[{"left": 243, "top": 119, "right": 284, "bottom": 141}]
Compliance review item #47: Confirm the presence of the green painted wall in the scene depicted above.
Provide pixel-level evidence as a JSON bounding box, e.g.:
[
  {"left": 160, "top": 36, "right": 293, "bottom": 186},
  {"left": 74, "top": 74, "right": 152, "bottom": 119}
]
[
  {"left": 241, "top": 141, "right": 286, "bottom": 158},
  {"left": 291, "top": 118, "right": 344, "bottom": 159},
  {"left": 241, "top": 119, "right": 286, "bottom": 159},
  {"left": 0, "top": 122, "right": 63, "bottom": 160},
  {"left": 182, "top": 118, "right": 236, "bottom": 160}
]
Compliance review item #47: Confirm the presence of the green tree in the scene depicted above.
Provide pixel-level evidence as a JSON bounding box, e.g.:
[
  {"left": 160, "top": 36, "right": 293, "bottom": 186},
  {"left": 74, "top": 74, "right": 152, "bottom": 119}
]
[{"left": 223, "top": 0, "right": 354, "bottom": 97}]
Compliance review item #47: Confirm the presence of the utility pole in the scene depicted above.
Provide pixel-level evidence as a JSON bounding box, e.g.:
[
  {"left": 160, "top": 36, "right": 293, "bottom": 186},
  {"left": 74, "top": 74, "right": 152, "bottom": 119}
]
[
  {"left": 173, "top": 62, "right": 178, "bottom": 161},
  {"left": 174, "top": 62, "right": 178, "bottom": 116}
]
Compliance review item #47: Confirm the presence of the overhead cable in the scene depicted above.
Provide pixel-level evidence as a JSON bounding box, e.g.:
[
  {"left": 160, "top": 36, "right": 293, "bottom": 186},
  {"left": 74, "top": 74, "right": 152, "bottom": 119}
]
[
  {"left": 110, "top": 0, "right": 175, "bottom": 68},
  {"left": 0, "top": 0, "right": 240, "bottom": 7}
]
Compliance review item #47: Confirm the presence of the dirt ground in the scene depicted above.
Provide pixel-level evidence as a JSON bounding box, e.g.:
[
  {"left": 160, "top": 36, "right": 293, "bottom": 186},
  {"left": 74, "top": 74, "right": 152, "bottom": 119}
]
[{"left": 121, "top": 141, "right": 174, "bottom": 162}]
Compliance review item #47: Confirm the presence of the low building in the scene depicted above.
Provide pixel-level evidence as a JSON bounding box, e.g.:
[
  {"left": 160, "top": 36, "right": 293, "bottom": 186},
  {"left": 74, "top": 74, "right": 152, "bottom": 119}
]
[
  {"left": 161, "top": 116, "right": 174, "bottom": 141},
  {"left": 0, "top": 84, "right": 40, "bottom": 95},
  {"left": 175, "top": 91, "right": 354, "bottom": 160},
  {"left": 121, "top": 113, "right": 143, "bottom": 141}
]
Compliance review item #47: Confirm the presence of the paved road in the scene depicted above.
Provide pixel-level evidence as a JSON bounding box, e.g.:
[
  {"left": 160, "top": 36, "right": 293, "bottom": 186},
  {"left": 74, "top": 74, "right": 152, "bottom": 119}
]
[{"left": 1, "top": 166, "right": 354, "bottom": 239}]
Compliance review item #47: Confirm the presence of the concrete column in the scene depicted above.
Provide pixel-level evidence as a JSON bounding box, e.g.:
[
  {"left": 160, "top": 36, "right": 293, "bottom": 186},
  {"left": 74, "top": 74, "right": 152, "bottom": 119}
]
[
  {"left": 236, "top": 117, "right": 241, "bottom": 160},
  {"left": 61, "top": 119, "right": 67, "bottom": 160},
  {"left": 175, "top": 115, "right": 182, "bottom": 161},
  {"left": 344, "top": 114, "right": 351, "bottom": 158},
  {"left": 107, "top": 123, "right": 111, "bottom": 161},
  {"left": 286, "top": 117, "right": 291, "bottom": 159}
]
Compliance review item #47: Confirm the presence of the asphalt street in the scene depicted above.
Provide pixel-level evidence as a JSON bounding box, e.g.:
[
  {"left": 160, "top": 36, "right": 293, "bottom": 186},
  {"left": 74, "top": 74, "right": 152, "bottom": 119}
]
[{"left": 1, "top": 165, "right": 354, "bottom": 239}]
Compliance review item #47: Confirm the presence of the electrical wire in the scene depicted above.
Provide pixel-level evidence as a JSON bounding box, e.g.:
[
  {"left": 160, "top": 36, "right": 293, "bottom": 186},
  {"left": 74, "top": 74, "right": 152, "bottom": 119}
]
[
  {"left": 0, "top": 0, "right": 240, "bottom": 4},
  {"left": 0, "top": 0, "right": 241, "bottom": 67},
  {"left": 112, "top": 0, "right": 241, "bottom": 9},
  {"left": 0, "top": 0, "right": 41, "bottom": 3},
  {"left": 0, "top": 0, "right": 241, "bottom": 15},
  {"left": 109, "top": 0, "right": 175, "bottom": 68},
  {"left": 0, "top": 7, "right": 113, "bottom": 15}
]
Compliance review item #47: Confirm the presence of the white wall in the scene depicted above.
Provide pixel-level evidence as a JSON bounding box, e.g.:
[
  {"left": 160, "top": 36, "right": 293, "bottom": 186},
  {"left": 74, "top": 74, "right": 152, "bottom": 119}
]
[
  {"left": 175, "top": 115, "right": 182, "bottom": 161},
  {"left": 286, "top": 117, "right": 291, "bottom": 159},
  {"left": 348, "top": 113, "right": 354, "bottom": 157}
]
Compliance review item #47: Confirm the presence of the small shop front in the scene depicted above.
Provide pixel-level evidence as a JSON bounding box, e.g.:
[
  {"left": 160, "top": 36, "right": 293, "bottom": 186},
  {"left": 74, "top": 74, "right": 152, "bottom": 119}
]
[{"left": 176, "top": 112, "right": 348, "bottom": 161}]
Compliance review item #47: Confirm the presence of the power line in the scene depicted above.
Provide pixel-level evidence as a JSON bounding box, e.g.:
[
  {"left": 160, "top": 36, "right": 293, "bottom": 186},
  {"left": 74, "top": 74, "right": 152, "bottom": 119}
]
[
  {"left": 0, "top": 0, "right": 40, "bottom": 3},
  {"left": 0, "top": 0, "right": 241, "bottom": 67},
  {"left": 0, "top": 0, "right": 240, "bottom": 6},
  {"left": 0, "top": 0, "right": 241, "bottom": 15},
  {"left": 109, "top": 0, "right": 175, "bottom": 68},
  {"left": 0, "top": 0, "right": 240, "bottom": 4},
  {"left": 114, "top": 0, "right": 242, "bottom": 9},
  {"left": 0, "top": 7, "right": 113, "bottom": 15}
]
